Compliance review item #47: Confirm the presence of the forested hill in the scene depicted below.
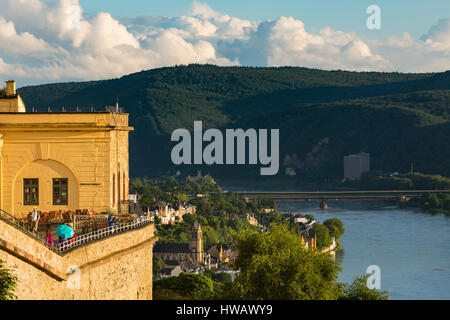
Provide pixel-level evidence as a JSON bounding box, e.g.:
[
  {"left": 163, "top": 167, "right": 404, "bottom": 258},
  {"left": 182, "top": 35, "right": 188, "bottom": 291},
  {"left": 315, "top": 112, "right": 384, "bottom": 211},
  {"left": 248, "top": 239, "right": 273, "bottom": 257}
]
[{"left": 17, "top": 65, "right": 450, "bottom": 182}]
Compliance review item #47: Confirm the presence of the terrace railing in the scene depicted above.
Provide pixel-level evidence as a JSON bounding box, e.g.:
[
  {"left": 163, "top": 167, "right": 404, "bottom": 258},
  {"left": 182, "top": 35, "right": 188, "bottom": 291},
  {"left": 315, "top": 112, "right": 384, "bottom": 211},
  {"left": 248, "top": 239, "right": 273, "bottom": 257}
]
[
  {"left": 0, "top": 208, "right": 49, "bottom": 245},
  {"left": 56, "top": 215, "right": 152, "bottom": 253},
  {"left": 0, "top": 208, "right": 152, "bottom": 254},
  {"left": 29, "top": 105, "right": 125, "bottom": 113}
]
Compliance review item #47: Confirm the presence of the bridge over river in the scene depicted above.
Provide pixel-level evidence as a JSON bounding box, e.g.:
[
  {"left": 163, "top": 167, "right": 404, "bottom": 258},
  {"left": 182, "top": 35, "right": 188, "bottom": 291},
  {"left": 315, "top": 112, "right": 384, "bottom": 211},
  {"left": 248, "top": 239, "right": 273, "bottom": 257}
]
[{"left": 234, "top": 190, "right": 450, "bottom": 201}]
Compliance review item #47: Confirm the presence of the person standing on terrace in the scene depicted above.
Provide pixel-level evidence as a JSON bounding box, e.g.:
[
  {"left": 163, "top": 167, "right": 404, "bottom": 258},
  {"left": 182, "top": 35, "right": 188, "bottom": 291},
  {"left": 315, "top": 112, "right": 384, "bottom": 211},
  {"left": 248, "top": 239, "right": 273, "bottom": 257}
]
[
  {"left": 67, "top": 223, "right": 76, "bottom": 243},
  {"left": 46, "top": 229, "right": 55, "bottom": 247},
  {"left": 108, "top": 215, "right": 118, "bottom": 232},
  {"left": 31, "top": 207, "right": 40, "bottom": 232}
]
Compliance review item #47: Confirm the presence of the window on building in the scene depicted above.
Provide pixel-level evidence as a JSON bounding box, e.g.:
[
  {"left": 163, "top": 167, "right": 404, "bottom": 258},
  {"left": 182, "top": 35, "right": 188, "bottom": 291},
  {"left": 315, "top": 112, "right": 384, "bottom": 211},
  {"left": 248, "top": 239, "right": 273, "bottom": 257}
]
[
  {"left": 53, "top": 178, "right": 68, "bottom": 205},
  {"left": 113, "top": 173, "right": 115, "bottom": 205},
  {"left": 123, "top": 172, "right": 126, "bottom": 201},
  {"left": 118, "top": 170, "right": 121, "bottom": 203},
  {"left": 23, "top": 179, "right": 39, "bottom": 205}
]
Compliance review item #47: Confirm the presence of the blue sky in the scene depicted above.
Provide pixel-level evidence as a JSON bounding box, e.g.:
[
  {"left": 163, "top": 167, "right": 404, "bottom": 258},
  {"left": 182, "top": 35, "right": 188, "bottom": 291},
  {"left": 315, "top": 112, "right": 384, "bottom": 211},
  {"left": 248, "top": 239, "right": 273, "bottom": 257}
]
[
  {"left": 2, "top": 0, "right": 449, "bottom": 86},
  {"left": 73, "top": 0, "right": 450, "bottom": 40}
]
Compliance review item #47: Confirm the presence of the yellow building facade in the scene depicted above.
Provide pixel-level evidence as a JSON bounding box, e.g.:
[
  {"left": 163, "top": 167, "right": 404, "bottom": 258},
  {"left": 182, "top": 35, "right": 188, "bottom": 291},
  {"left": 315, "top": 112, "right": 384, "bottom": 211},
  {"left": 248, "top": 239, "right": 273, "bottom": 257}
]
[{"left": 0, "top": 81, "right": 133, "bottom": 218}]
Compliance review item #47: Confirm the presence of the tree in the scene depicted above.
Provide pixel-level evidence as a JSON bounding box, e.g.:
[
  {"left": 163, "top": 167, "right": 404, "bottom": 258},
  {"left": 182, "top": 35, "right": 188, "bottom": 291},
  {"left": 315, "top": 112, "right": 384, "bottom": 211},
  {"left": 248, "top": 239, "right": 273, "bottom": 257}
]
[
  {"left": 0, "top": 260, "right": 17, "bottom": 300},
  {"left": 174, "top": 192, "right": 188, "bottom": 202},
  {"left": 340, "top": 274, "right": 390, "bottom": 300},
  {"left": 323, "top": 218, "right": 345, "bottom": 239},
  {"left": 231, "top": 224, "right": 342, "bottom": 300},
  {"left": 203, "top": 270, "right": 234, "bottom": 299},
  {"left": 153, "top": 273, "right": 214, "bottom": 300},
  {"left": 426, "top": 193, "right": 442, "bottom": 208},
  {"left": 211, "top": 272, "right": 232, "bottom": 284},
  {"left": 182, "top": 213, "right": 194, "bottom": 225},
  {"left": 311, "top": 223, "right": 332, "bottom": 249},
  {"left": 153, "top": 258, "right": 166, "bottom": 275}
]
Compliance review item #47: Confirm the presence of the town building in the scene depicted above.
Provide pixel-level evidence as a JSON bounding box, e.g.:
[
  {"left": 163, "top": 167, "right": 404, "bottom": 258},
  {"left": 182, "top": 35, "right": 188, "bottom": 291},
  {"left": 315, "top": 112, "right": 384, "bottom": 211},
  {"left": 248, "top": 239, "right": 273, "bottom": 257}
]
[
  {"left": 344, "top": 152, "right": 370, "bottom": 180},
  {"left": 301, "top": 232, "right": 317, "bottom": 250},
  {"left": 246, "top": 214, "right": 260, "bottom": 227},
  {"left": 285, "top": 167, "right": 296, "bottom": 176},
  {"left": 158, "top": 265, "right": 183, "bottom": 279},
  {"left": 129, "top": 193, "right": 138, "bottom": 203},
  {"left": 152, "top": 201, "right": 196, "bottom": 225},
  {"left": 293, "top": 213, "right": 309, "bottom": 224},
  {"left": 205, "top": 244, "right": 236, "bottom": 271},
  {"left": 294, "top": 214, "right": 317, "bottom": 233}
]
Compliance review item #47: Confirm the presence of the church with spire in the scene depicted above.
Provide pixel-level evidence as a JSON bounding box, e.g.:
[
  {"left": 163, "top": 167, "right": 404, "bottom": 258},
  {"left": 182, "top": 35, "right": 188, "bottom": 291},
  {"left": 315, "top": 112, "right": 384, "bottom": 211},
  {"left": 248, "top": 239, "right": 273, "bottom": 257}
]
[{"left": 153, "top": 220, "right": 205, "bottom": 265}]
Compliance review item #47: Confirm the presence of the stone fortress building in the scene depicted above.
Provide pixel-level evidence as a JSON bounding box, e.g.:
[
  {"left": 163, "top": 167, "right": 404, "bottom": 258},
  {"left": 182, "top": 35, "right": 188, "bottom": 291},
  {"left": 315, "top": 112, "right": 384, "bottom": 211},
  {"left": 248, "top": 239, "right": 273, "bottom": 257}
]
[
  {"left": 0, "top": 81, "right": 132, "bottom": 217},
  {"left": 0, "top": 80, "right": 157, "bottom": 299}
]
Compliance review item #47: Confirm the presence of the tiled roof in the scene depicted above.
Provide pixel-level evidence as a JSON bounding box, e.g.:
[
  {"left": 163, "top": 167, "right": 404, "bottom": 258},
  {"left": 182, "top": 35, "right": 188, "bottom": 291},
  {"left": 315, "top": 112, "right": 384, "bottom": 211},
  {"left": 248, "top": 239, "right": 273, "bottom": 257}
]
[{"left": 154, "top": 242, "right": 190, "bottom": 253}]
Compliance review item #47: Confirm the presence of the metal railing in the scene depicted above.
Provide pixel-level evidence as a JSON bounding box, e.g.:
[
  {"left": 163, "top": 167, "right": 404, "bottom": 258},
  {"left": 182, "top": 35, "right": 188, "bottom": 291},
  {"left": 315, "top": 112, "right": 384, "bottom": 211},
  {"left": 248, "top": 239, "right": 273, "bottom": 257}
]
[
  {"left": 0, "top": 208, "right": 49, "bottom": 245},
  {"left": 56, "top": 215, "right": 152, "bottom": 253},
  {"left": 29, "top": 105, "right": 125, "bottom": 113},
  {"left": 73, "top": 214, "right": 109, "bottom": 232},
  {"left": 0, "top": 208, "right": 152, "bottom": 254}
]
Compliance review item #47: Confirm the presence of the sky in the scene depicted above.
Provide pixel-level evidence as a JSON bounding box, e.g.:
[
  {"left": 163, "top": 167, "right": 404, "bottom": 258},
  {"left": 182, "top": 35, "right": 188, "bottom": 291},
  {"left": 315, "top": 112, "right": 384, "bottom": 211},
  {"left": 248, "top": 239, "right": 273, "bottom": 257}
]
[
  {"left": 1, "top": 0, "right": 449, "bottom": 86},
  {"left": 73, "top": 0, "right": 450, "bottom": 40}
]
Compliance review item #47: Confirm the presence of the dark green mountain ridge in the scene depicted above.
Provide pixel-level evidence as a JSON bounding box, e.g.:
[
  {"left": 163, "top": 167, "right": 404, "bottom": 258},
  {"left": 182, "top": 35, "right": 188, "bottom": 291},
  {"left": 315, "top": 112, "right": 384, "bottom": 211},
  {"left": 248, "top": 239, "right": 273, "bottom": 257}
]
[{"left": 17, "top": 65, "right": 450, "bottom": 182}]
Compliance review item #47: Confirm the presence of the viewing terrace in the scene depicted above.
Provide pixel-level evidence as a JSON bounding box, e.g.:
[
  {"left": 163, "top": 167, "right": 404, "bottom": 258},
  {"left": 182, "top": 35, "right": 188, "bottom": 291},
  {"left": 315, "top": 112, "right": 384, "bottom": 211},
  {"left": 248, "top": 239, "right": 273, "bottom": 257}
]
[{"left": 0, "top": 208, "right": 152, "bottom": 255}]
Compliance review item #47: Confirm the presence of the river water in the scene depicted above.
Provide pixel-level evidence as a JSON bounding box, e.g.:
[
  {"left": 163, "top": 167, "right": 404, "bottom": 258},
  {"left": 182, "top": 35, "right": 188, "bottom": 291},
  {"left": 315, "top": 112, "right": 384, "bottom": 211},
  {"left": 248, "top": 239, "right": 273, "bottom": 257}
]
[{"left": 275, "top": 200, "right": 450, "bottom": 300}]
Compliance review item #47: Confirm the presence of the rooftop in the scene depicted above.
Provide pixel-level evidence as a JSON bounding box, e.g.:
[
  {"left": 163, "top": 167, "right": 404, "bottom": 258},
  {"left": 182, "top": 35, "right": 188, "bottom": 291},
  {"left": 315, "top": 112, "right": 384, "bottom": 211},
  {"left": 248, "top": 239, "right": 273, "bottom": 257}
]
[
  {"left": 153, "top": 242, "right": 190, "bottom": 254},
  {"left": 0, "top": 111, "right": 133, "bottom": 131}
]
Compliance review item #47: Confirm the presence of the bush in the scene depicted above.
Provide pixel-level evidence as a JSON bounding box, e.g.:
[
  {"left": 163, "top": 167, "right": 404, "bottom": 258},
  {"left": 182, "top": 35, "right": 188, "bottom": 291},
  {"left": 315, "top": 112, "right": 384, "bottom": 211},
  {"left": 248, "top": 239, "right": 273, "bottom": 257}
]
[
  {"left": 340, "top": 274, "right": 390, "bottom": 300},
  {"left": 232, "top": 224, "right": 342, "bottom": 299},
  {"left": 0, "top": 260, "right": 17, "bottom": 300},
  {"left": 323, "top": 218, "right": 345, "bottom": 239},
  {"left": 311, "top": 223, "right": 332, "bottom": 249},
  {"left": 153, "top": 273, "right": 214, "bottom": 300}
]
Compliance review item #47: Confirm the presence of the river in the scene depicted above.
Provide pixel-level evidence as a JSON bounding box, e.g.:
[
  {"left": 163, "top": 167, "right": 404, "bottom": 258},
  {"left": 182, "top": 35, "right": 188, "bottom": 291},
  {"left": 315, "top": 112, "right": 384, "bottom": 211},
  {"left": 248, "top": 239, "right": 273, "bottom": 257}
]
[{"left": 275, "top": 200, "right": 450, "bottom": 300}]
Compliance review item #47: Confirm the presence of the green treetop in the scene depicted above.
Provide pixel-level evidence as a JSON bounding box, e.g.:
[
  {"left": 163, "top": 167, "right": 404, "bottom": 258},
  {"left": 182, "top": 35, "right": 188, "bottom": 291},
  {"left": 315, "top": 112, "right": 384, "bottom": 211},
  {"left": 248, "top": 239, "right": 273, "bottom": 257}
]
[
  {"left": 0, "top": 260, "right": 17, "bottom": 300},
  {"left": 231, "top": 224, "right": 342, "bottom": 299}
]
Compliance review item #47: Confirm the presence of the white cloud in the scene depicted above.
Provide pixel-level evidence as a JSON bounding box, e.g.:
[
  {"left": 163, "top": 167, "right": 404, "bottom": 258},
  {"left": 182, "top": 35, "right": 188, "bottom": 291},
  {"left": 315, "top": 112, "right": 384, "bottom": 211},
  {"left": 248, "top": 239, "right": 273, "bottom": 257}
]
[
  {"left": 0, "top": 17, "right": 57, "bottom": 56},
  {"left": 368, "top": 19, "right": 450, "bottom": 73},
  {"left": 0, "top": 0, "right": 236, "bottom": 82},
  {"left": 0, "top": 0, "right": 448, "bottom": 85},
  {"left": 421, "top": 19, "right": 450, "bottom": 44},
  {"left": 217, "top": 16, "right": 390, "bottom": 71}
]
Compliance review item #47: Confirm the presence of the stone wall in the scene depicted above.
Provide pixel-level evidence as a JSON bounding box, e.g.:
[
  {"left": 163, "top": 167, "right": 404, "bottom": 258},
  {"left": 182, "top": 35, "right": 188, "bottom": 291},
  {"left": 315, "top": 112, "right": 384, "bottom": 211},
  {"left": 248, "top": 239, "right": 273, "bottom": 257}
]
[{"left": 0, "top": 218, "right": 157, "bottom": 300}]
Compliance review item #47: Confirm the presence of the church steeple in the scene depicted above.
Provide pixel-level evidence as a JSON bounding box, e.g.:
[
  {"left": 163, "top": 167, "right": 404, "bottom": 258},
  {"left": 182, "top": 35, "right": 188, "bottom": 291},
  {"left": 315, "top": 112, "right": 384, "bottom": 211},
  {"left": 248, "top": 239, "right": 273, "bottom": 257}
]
[{"left": 189, "top": 220, "right": 203, "bottom": 264}]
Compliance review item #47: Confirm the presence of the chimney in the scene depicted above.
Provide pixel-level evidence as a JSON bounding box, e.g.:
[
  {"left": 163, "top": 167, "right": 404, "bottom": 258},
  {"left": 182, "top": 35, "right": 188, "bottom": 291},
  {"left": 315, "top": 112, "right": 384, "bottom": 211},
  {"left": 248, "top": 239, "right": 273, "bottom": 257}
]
[{"left": 6, "top": 80, "right": 16, "bottom": 96}]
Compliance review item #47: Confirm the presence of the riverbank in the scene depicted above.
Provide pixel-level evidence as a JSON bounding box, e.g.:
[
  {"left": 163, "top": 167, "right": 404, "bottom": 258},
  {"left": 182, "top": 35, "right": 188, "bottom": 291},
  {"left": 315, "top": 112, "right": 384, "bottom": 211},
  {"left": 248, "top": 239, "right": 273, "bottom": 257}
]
[
  {"left": 407, "top": 193, "right": 450, "bottom": 216},
  {"left": 276, "top": 200, "right": 450, "bottom": 300},
  {"left": 408, "top": 206, "right": 450, "bottom": 216}
]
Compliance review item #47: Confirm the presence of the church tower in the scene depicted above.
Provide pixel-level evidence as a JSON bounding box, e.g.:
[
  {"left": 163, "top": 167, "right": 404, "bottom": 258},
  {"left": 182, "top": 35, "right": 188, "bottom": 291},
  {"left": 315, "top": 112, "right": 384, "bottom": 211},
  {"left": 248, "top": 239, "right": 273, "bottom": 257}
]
[{"left": 189, "top": 220, "right": 204, "bottom": 264}]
